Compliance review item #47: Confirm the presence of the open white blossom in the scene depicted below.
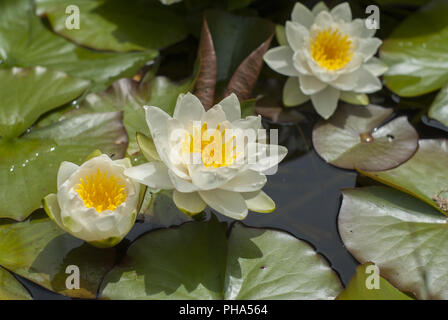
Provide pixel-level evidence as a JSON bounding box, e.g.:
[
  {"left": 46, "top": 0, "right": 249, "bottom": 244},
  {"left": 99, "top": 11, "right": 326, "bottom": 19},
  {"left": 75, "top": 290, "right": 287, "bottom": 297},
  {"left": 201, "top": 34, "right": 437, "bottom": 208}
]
[
  {"left": 124, "top": 93, "right": 288, "bottom": 220},
  {"left": 264, "top": 2, "right": 387, "bottom": 119},
  {"left": 43, "top": 154, "right": 140, "bottom": 248}
]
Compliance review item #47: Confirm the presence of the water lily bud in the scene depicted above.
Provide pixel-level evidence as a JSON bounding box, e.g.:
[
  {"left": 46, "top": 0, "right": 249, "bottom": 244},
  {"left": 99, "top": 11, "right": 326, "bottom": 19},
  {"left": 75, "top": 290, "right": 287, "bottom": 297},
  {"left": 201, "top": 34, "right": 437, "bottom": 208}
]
[{"left": 43, "top": 154, "right": 140, "bottom": 248}]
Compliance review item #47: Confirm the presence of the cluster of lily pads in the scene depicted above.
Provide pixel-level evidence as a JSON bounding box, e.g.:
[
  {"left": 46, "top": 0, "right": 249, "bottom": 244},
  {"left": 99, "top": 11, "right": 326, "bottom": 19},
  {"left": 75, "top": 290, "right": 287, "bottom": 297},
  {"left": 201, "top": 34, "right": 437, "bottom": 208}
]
[{"left": 1, "top": 0, "right": 448, "bottom": 301}]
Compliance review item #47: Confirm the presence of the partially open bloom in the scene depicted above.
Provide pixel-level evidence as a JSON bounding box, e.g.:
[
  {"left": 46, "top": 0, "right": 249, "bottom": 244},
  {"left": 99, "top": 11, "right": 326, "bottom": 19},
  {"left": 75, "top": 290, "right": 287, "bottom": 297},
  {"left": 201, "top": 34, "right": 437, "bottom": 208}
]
[
  {"left": 124, "top": 93, "right": 288, "bottom": 220},
  {"left": 264, "top": 2, "right": 387, "bottom": 119},
  {"left": 43, "top": 154, "right": 140, "bottom": 248}
]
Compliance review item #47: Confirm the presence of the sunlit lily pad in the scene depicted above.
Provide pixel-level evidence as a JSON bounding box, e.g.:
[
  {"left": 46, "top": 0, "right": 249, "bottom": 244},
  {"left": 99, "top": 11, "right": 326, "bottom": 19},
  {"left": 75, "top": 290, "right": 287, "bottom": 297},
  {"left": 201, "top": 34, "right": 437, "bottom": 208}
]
[
  {"left": 0, "top": 67, "right": 127, "bottom": 221},
  {"left": 36, "top": 0, "right": 187, "bottom": 52},
  {"left": 337, "top": 262, "right": 413, "bottom": 300},
  {"left": 100, "top": 217, "right": 342, "bottom": 299},
  {"left": 312, "top": 104, "right": 418, "bottom": 171},
  {"left": 359, "top": 139, "right": 448, "bottom": 215},
  {"left": 381, "top": 0, "right": 448, "bottom": 97},
  {"left": 339, "top": 186, "right": 448, "bottom": 300},
  {"left": 0, "top": 211, "right": 116, "bottom": 298},
  {"left": 428, "top": 84, "right": 448, "bottom": 127},
  {"left": 0, "top": 0, "right": 156, "bottom": 86},
  {"left": 0, "top": 267, "right": 32, "bottom": 300}
]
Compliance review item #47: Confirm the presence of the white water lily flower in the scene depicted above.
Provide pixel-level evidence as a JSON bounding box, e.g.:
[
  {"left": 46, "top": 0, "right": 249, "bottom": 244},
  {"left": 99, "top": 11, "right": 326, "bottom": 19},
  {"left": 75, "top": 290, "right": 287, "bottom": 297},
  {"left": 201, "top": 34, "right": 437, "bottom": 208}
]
[
  {"left": 43, "top": 154, "right": 140, "bottom": 248},
  {"left": 264, "top": 1, "right": 388, "bottom": 119},
  {"left": 124, "top": 93, "right": 288, "bottom": 220}
]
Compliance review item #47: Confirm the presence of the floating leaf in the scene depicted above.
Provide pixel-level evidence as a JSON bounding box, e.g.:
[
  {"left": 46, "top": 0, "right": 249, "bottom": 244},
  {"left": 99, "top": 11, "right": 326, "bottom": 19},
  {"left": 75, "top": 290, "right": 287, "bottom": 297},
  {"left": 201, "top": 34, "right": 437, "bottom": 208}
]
[
  {"left": 428, "top": 84, "right": 448, "bottom": 127},
  {"left": 0, "top": 68, "right": 126, "bottom": 221},
  {"left": 339, "top": 186, "right": 448, "bottom": 300},
  {"left": 312, "top": 104, "right": 418, "bottom": 171},
  {"left": 100, "top": 218, "right": 342, "bottom": 299},
  {"left": 337, "top": 263, "right": 413, "bottom": 300},
  {"left": 0, "top": 267, "right": 32, "bottom": 300},
  {"left": 194, "top": 18, "right": 217, "bottom": 110},
  {"left": 0, "top": 67, "right": 127, "bottom": 221},
  {"left": 0, "top": 211, "right": 116, "bottom": 298},
  {"left": 0, "top": 67, "right": 90, "bottom": 139},
  {"left": 359, "top": 139, "right": 448, "bottom": 215},
  {"left": 0, "top": 0, "right": 156, "bottom": 86},
  {"left": 36, "top": 0, "right": 188, "bottom": 52},
  {"left": 381, "top": 0, "right": 448, "bottom": 97}
]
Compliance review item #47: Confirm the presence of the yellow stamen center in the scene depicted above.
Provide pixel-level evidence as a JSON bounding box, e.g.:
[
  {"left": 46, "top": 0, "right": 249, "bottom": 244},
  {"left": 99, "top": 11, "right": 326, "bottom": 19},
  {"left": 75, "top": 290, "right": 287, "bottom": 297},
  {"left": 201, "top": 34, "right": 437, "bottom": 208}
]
[
  {"left": 182, "top": 122, "right": 239, "bottom": 168},
  {"left": 310, "top": 28, "right": 353, "bottom": 71},
  {"left": 76, "top": 169, "right": 127, "bottom": 213}
]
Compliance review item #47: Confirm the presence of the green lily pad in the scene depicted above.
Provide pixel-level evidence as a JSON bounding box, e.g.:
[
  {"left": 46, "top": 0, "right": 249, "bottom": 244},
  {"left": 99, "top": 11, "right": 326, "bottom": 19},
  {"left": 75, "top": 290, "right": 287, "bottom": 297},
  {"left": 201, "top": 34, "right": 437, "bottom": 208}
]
[
  {"left": 337, "top": 263, "right": 413, "bottom": 300},
  {"left": 0, "top": 67, "right": 127, "bottom": 220},
  {"left": 359, "top": 139, "right": 448, "bottom": 215},
  {"left": 381, "top": 0, "right": 448, "bottom": 97},
  {"left": 140, "top": 191, "right": 193, "bottom": 227},
  {"left": 0, "top": 267, "right": 32, "bottom": 300},
  {"left": 428, "top": 84, "right": 448, "bottom": 127},
  {"left": 339, "top": 186, "right": 448, "bottom": 300},
  {"left": 36, "top": 0, "right": 188, "bottom": 52},
  {"left": 312, "top": 104, "right": 419, "bottom": 171},
  {"left": 0, "top": 67, "right": 90, "bottom": 139},
  {"left": 0, "top": 211, "right": 116, "bottom": 298},
  {"left": 0, "top": 0, "right": 156, "bottom": 86},
  {"left": 100, "top": 218, "right": 342, "bottom": 299}
]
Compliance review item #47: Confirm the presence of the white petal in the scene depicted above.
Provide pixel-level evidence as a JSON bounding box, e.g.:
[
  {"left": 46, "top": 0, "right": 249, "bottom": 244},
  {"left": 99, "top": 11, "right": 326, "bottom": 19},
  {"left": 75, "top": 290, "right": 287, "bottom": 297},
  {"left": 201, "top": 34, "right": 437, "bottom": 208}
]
[
  {"left": 292, "top": 51, "right": 312, "bottom": 75},
  {"left": 311, "top": 86, "right": 340, "bottom": 119},
  {"left": 330, "top": 2, "right": 351, "bottom": 22},
  {"left": 201, "top": 104, "right": 227, "bottom": 129},
  {"left": 312, "top": 2, "right": 329, "bottom": 16},
  {"left": 57, "top": 161, "right": 79, "bottom": 187},
  {"left": 189, "top": 164, "right": 239, "bottom": 190},
  {"left": 364, "top": 57, "right": 388, "bottom": 77},
  {"left": 314, "top": 11, "right": 333, "bottom": 29},
  {"left": 173, "top": 92, "right": 205, "bottom": 124},
  {"left": 291, "top": 2, "right": 314, "bottom": 28},
  {"left": 352, "top": 67, "right": 382, "bottom": 93},
  {"left": 263, "top": 46, "right": 299, "bottom": 76},
  {"left": 357, "top": 38, "right": 382, "bottom": 62},
  {"left": 124, "top": 162, "right": 173, "bottom": 189},
  {"left": 286, "top": 21, "right": 309, "bottom": 52},
  {"left": 299, "top": 74, "right": 327, "bottom": 95},
  {"left": 113, "top": 158, "right": 132, "bottom": 169},
  {"left": 168, "top": 170, "right": 198, "bottom": 193},
  {"left": 144, "top": 105, "right": 171, "bottom": 164},
  {"left": 220, "top": 170, "right": 267, "bottom": 192},
  {"left": 232, "top": 115, "right": 261, "bottom": 131},
  {"left": 173, "top": 190, "right": 206, "bottom": 215},
  {"left": 248, "top": 143, "right": 288, "bottom": 173},
  {"left": 329, "top": 72, "right": 358, "bottom": 91},
  {"left": 243, "top": 190, "right": 276, "bottom": 213},
  {"left": 218, "top": 93, "right": 241, "bottom": 122},
  {"left": 199, "top": 189, "right": 248, "bottom": 220},
  {"left": 283, "top": 77, "right": 310, "bottom": 107}
]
